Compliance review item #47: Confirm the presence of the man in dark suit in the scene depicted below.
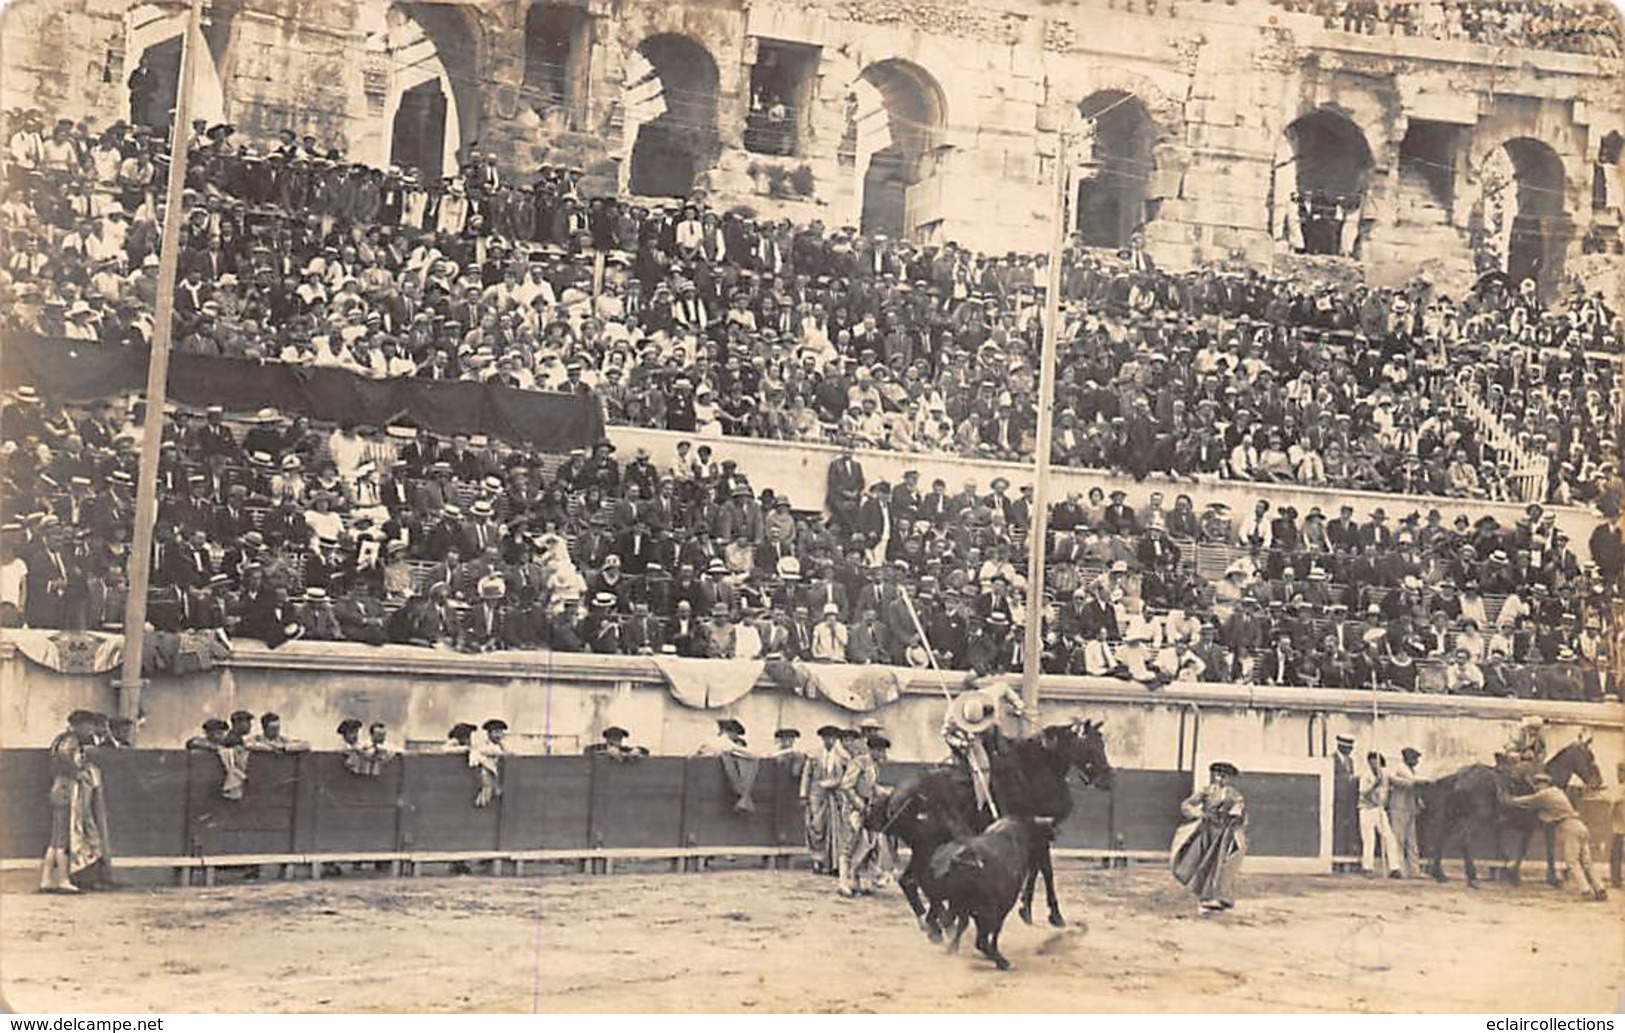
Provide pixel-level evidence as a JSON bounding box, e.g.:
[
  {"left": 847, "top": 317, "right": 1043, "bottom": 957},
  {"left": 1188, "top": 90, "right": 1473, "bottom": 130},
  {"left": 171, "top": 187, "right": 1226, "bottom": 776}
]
[
  {"left": 461, "top": 575, "right": 512, "bottom": 652},
  {"left": 855, "top": 482, "right": 894, "bottom": 562},
  {"left": 615, "top": 518, "right": 656, "bottom": 576},
  {"left": 801, "top": 561, "right": 850, "bottom": 622},
  {"left": 825, "top": 446, "right": 865, "bottom": 533}
]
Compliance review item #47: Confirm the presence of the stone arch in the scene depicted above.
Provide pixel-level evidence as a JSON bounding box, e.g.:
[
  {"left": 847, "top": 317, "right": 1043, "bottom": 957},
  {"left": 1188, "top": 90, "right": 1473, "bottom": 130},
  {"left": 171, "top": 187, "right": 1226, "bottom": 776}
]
[
  {"left": 1286, "top": 106, "right": 1374, "bottom": 197},
  {"left": 383, "top": 1, "right": 481, "bottom": 181},
  {"left": 1476, "top": 137, "right": 1571, "bottom": 293},
  {"left": 852, "top": 57, "right": 948, "bottom": 239},
  {"left": 1074, "top": 90, "right": 1160, "bottom": 248},
  {"left": 123, "top": 3, "right": 226, "bottom": 131},
  {"left": 1281, "top": 106, "right": 1374, "bottom": 255},
  {"left": 627, "top": 32, "right": 721, "bottom": 198}
]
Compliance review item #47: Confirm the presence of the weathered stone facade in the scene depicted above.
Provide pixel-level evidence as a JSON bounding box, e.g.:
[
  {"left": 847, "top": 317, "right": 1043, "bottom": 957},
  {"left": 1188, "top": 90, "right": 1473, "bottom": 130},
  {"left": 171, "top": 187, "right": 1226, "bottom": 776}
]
[{"left": 3, "top": 0, "right": 1621, "bottom": 296}]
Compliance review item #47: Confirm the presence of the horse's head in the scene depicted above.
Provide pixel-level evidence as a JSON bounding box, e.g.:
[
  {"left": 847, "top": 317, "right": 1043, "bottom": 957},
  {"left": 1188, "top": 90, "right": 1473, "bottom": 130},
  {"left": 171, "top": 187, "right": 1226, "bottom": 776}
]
[
  {"left": 1045, "top": 717, "right": 1115, "bottom": 790},
  {"left": 1551, "top": 733, "right": 1604, "bottom": 791}
]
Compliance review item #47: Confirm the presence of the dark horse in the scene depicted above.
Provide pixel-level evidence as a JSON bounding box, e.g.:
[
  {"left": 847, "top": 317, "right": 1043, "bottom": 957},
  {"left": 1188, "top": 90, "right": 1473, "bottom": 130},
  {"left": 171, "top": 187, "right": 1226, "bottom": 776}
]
[
  {"left": 867, "top": 719, "right": 1114, "bottom": 937},
  {"left": 1421, "top": 737, "right": 1604, "bottom": 888}
]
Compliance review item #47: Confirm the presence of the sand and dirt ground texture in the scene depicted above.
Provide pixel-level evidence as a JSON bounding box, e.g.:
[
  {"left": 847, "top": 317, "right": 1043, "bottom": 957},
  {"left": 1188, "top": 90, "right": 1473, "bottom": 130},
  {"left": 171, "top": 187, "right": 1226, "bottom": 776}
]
[{"left": 1, "top": 864, "right": 1620, "bottom": 1013}]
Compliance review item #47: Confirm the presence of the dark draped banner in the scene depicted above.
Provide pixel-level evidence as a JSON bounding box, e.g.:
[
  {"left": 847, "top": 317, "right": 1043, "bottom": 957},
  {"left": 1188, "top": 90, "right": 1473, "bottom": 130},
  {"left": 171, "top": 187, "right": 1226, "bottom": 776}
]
[{"left": 1, "top": 337, "right": 604, "bottom": 451}]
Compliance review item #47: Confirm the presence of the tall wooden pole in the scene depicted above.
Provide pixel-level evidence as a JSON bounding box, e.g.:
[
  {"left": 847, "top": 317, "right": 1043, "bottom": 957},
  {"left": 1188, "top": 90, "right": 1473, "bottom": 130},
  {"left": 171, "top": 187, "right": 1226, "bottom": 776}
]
[
  {"left": 1020, "top": 129, "right": 1071, "bottom": 725},
  {"left": 117, "top": 0, "right": 205, "bottom": 731}
]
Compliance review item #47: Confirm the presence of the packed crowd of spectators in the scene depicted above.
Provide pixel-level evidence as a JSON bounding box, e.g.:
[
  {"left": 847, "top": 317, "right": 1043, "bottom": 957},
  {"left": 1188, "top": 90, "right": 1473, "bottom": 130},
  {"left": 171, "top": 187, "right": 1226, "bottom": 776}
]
[
  {"left": 1265, "top": 0, "right": 1621, "bottom": 56},
  {"left": 2, "top": 108, "right": 1620, "bottom": 509},
  {"left": 1, "top": 383, "right": 1617, "bottom": 700}
]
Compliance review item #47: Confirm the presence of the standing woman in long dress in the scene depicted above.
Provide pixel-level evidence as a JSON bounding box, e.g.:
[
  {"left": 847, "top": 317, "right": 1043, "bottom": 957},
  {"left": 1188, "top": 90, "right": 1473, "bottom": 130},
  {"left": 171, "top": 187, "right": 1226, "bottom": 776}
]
[{"left": 1170, "top": 760, "right": 1248, "bottom": 913}]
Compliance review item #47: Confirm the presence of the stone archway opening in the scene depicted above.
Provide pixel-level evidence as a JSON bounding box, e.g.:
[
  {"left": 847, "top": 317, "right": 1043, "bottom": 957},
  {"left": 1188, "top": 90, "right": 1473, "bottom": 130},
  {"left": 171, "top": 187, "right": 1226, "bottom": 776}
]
[
  {"left": 1074, "top": 90, "right": 1158, "bottom": 249},
  {"left": 853, "top": 59, "right": 946, "bottom": 241},
  {"left": 1283, "top": 108, "right": 1373, "bottom": 255},
  {"left": 124, "top": 3, "right": 226, "bottom": 132},
  {"left": 1480, "top": 138, "right": 1570, "bottom": 293},
  {"left": 627, "top": 34, "right": 720, "bottom": 199},
  {"left": 385, "top": 2, "right": 479, "bottom": 182}
]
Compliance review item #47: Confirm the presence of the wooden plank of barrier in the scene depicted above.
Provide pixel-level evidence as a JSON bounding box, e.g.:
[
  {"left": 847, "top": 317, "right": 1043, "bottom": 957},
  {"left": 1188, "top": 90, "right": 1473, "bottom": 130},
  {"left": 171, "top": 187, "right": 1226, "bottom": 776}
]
[
  {"left": 773, "top": 757, "right": 807, "bottom": 848},
  {"left": 538, "top": 756, "right": 593, "bottom": 850},
  {"left": 1109, "top": 769, "right": 1192, "bottom": 853},
  {"left": 289, "top": 752, "right": 317, "bottom": 855},
  {"left": 401, "top": 754, "right": 501, "bottom": 852},
  {"left": 98, "top": 750, "right": 192, "bottom": 860},
  {"left": 0, "top": 750, "right": 51, "bottom": 858},
  {"left": 497, "top": 753, "right": 562, "bottom": 851},
  {"left": 589, "top": 755, "right": 686, "bottom": 849},
  {"left": 308, "top": 752, "right": 405, "bottom": 854},
  {"left": 682, "top": 757, "right": 780, "bottom": 849},
  {"left": 186, "top": 751, "right": 302, "bottom": 857},
  {"left": 1053, "top": 781, "right": 1113, "bottom": 850},
  {"left": 1232, "top": 772, "right": 1323, "bottom": 858}
]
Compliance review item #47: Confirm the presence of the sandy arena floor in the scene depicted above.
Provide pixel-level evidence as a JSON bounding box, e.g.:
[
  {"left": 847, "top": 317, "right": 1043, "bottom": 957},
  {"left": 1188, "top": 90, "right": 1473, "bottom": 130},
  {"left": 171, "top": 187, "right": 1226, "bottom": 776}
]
[{"left": 1, "top": 863, "right": 1620, "bottom": 1013}]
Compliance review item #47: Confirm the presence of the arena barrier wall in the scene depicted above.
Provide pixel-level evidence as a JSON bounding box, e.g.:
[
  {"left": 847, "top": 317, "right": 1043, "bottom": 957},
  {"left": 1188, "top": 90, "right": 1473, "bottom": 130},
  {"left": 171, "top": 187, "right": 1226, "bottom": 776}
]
[
  {"left": 0, "top": 750, "right": 1203, "bottom": 871},
  {"left": 5, "top": 750, "right": 1612, "bottom": 879}
]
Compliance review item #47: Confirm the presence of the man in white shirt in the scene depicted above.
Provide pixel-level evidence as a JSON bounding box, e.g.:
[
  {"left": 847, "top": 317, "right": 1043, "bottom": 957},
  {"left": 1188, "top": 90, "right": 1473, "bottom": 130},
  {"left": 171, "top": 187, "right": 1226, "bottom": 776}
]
[
  {"left": 1118, "top": 631, "right": 1159, "bottom": 686},
  {"left": 1357, "top": 751, "right": 1403, "bottom": 878},
  {"left": 1082, "top": 628, "right": 1116, "bottom": 677},
  {"left": 0, "top": 532, "right": 28, "bottom": 627},
  {"left": 327, "top": 424, "right": 368, "bottom": 488},
  {"left": 812, "top": 604, "right": 849, "bottom": 662},
  {"left": 1155, "top": 640, "right": 1207, "bottom": 683},
  {"left": 1444, "top": 648, "right": 1485, "bottom": 695}
]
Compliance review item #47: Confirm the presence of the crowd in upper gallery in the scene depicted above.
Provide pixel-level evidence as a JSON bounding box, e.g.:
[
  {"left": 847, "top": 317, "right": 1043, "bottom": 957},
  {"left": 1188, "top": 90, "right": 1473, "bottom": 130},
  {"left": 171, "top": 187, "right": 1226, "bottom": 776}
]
[
  {"left": 0, "top": 106, "right": 1619, "bottom": 514},
  {"left": 1263, "top": 0, "right": 1620, "bottom": 56}
]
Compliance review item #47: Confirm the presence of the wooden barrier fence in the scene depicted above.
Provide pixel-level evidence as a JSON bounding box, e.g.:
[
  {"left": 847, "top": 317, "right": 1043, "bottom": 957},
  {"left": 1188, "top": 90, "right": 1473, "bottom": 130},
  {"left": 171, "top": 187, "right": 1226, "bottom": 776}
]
[{"left": 1, "top": 751, "right": 1609, "bottom": 882}]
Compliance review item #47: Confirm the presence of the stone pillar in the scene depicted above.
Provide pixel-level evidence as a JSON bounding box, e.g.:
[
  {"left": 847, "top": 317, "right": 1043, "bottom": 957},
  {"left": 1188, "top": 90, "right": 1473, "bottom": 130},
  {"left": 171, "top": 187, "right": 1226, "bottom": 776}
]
[{"left": 476, "top": 1, "right": 529, "bottom": 169}]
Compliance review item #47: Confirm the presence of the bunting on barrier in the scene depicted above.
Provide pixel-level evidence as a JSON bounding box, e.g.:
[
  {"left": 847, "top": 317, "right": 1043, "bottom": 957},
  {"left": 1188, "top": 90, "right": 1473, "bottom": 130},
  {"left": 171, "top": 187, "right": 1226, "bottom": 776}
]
[
  {"left": 1, "top": 337, "right": 604, "bottom": 454},
  {"left": 143, "top": 630, "right": 232, "bottom": 676},
  {"left": 4, "top": 629, "right": 123, "bottom": 674},
  {"left": 794, "top": 663, "right": 903, "bottom": 712},
  {"left": 653, "top": 656, "right": 765, "bottom": 708}
]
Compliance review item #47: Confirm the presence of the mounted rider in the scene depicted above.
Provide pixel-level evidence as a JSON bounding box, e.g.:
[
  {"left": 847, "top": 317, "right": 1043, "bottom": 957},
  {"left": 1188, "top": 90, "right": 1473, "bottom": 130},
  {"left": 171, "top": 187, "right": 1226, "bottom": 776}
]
[
  {"left": 1503, "top": 715, "right": 1549, "bottom": 767},
  {"left": 942, "top": 680, "right": 1026, "bottom": 814}
]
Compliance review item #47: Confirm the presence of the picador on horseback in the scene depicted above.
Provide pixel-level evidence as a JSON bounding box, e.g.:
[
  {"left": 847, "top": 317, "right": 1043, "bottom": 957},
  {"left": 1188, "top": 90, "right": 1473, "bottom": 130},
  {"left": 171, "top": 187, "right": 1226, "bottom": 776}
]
[
  {"left": 941, "top": 680, "right": 1026, "bottom": 815},
  {"left": 1501, "top": 715, "right": 1548, "bottom": 769}
]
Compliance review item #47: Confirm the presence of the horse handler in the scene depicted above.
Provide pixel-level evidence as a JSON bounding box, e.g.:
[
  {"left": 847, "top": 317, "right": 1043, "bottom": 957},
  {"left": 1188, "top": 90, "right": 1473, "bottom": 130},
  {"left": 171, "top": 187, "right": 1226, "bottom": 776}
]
[
  {"left": 1502, "top": 773, "right": 1609, "bottom": 901},
  {"left": 1171, "top": 761, "right": 1248, "bottom": 913}
]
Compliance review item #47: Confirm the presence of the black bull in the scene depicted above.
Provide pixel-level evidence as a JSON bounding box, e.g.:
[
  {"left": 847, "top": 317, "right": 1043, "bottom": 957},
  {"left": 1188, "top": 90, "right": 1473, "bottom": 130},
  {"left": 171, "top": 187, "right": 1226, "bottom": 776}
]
[
  {"left": 1420, "top": 738, "right": 1604, "bottom": 888},
  {"left": 865, "top": 720, "right": 1114, "bottom": 939}
]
